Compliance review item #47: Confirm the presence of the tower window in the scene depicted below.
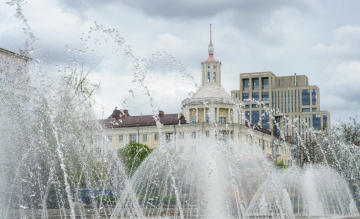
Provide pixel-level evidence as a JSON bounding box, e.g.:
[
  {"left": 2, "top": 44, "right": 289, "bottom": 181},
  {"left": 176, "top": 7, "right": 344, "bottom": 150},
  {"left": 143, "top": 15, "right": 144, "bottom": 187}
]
[
  {"left": 213, "top": 72, "right": 216, "bottom": 82},
  {"left": 207, "top": 72, "right": 210, "bottom": 82}
]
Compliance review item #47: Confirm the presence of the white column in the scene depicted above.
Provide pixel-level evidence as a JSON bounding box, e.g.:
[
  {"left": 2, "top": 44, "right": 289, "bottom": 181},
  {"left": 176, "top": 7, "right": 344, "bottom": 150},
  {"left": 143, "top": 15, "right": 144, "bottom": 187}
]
[
  {"left": 186, "top": 108, "right": 190, "bottom": 123},
  {"left": 228, "top": 108, "right": 231, "bottom": 123},
  {"left": 233, "top": 109, "right": 239, "bottom": 123},
  {"left": 210, "top": 107, "right": 215, "bottom": 123},
  {"left": 217, "top": 107, "right": 220, "bottom": 123},
  {"left": 149, "top": 132, "right": 152, "bottom": 148},
  {"left": 195, "top": 108, "right": 198, "bottom": 123},
  {"left": 113, "top": 134, "right": 116, "bottom": 148},
  {"left": 204, "top": 108, "right": 206, "bottom": 122}
]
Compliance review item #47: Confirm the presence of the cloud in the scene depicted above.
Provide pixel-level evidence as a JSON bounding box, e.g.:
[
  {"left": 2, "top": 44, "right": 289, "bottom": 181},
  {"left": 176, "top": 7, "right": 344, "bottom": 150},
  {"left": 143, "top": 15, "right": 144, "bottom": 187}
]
[{"left": 311, "top": 25, "right": 360, "bottom": 61}]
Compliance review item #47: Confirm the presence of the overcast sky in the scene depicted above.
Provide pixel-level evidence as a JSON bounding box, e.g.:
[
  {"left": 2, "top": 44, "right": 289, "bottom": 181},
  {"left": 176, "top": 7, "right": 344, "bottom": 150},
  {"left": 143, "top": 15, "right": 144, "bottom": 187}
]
[{"left": 1, "top": 0, "right": 360, "bottom": 123}]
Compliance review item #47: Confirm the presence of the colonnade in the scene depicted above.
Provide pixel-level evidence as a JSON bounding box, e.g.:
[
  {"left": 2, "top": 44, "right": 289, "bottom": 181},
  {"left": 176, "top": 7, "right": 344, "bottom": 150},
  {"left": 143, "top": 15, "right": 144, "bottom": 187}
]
[{"left": 185, "top": 106, "right": 240, "bottom": 124}]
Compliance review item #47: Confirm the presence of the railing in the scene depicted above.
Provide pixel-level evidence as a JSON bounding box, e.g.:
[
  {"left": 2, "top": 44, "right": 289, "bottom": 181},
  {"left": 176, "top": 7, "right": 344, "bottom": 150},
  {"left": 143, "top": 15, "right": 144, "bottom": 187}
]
[{"left": 182, "top": 97, "right": 241, "bottom": 106}]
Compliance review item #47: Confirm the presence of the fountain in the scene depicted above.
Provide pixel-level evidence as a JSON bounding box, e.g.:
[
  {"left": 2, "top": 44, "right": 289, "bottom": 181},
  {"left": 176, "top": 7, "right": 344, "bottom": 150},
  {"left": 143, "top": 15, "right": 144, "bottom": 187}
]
[{"left": 1, "top": 3, "right": 360, "bottom": 219}]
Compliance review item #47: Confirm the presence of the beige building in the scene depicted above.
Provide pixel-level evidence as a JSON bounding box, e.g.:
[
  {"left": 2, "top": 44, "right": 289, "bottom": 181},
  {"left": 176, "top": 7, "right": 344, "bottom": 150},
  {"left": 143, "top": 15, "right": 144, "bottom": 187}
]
[
  {"left": 100, "top": 26, "right": 295, "bottom": 166},
  {"left": 231, "top": 71, "right": 330, "bottom": 143},
  {"left": 0, "top": 47, "right": 29, "bottom": 77}
]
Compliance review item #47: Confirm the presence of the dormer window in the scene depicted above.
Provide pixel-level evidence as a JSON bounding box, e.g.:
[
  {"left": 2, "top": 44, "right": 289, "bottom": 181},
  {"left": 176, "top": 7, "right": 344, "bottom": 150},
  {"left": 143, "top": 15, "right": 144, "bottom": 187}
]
[
  {"left": 207, "top": 72, "right": 210, "bottom": 82},
  {"left": 213, "top": 72, "right": 216, "bottom": 82}
]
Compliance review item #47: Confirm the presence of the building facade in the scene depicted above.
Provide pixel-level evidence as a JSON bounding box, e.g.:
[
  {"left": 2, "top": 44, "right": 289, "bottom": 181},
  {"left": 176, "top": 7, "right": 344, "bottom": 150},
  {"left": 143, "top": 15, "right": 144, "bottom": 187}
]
[
  {"left": 231, "top": 71, "right": 330, "bottom": 142},
  {"left": 100, "top": 26, "right": 294, "bottom": 166}
]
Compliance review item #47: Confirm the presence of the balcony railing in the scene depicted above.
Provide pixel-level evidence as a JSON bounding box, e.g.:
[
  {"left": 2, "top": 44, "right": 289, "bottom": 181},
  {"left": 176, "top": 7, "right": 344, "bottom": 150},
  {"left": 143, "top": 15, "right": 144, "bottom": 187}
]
[{"left": 182, "top": 97, "right": 241, "bottom": 106}]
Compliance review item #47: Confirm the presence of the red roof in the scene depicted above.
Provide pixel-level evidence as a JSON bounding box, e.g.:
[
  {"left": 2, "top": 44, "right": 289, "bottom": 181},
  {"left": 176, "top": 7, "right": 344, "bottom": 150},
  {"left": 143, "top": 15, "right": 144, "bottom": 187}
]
[{"left": 100, "top": 114, "right": 187, "bottom": 128}]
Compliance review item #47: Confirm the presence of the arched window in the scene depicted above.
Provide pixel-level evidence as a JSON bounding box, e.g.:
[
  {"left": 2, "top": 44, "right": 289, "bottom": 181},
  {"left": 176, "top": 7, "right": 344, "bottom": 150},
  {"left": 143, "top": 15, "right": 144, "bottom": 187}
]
[
  {"left": 213, "top": 72, "right": 216, "bottom": 82},
  {"left": 207, "top": 72, "right": 210, "bottom": 82}
]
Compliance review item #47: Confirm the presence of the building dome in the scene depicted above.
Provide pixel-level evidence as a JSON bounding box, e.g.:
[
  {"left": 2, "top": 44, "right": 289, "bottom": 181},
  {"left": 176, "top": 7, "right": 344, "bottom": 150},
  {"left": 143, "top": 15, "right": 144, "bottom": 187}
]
[{"left": 192, "top": 85, "right": 230, "bottom": 99}]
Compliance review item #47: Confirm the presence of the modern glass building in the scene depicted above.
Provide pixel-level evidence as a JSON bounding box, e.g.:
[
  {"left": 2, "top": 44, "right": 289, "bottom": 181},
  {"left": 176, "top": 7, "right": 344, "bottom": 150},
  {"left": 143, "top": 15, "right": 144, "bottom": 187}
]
[{"left": 231, "top": 71, "right": 331, "bottom": 143}]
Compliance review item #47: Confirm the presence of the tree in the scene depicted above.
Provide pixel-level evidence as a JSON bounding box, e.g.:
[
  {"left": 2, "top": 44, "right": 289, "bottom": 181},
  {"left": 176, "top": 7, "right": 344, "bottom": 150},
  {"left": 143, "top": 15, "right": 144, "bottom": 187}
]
[
  {"left": 337, "top": 116, "right": 360, "bottom": 146},
  {"left": 118, "top": 143, "right": 153, "bottom": 176}
]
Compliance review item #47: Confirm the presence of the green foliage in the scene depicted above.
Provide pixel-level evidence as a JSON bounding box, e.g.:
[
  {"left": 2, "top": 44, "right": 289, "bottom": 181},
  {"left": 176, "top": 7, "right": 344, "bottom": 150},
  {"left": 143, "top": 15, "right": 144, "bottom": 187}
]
[
  {"left": 118, "top": 143, "right": 153, "bottom": 176},
  {"left": 275, "top": 160, "right": 287, "bottom": 169}
]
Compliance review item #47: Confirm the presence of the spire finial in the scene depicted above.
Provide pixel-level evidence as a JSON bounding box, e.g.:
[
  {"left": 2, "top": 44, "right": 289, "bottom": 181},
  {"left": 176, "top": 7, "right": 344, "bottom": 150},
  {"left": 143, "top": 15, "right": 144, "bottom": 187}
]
[{"left": 209, "top": 23, "right": 213, "bottom": 46}]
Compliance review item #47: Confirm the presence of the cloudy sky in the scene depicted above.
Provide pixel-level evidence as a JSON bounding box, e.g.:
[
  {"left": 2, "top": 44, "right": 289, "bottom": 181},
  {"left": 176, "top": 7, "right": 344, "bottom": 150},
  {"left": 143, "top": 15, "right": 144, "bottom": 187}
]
[{"left": 1, "top": 0, "right": 360, "bottom": 123}]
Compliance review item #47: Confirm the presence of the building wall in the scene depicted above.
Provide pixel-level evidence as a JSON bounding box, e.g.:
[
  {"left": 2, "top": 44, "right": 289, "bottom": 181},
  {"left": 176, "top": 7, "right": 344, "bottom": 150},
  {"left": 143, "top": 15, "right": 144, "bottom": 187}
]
[
  {"left": 101, "top": 124, "right": 295, "bottom": 166},
  {"left": 231, "top": 71, "right": 331, "bottom": 143}
]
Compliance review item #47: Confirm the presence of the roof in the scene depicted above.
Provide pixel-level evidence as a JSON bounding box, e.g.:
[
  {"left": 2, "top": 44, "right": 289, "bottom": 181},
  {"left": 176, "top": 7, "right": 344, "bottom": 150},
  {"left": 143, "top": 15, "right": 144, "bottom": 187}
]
[
  {"left": 192, "top": 85, "right": 231, "bottom": 99},
  {"left": 0, "top": 47, "right": 30, "bottom": 61},
  {"left": 101, "top": 114, "right": 186, "bottom": 129}
]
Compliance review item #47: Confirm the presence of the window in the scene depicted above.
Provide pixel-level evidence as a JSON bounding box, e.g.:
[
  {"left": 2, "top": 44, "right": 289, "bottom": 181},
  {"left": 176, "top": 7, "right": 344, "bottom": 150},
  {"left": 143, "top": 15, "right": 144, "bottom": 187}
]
[
  {"left": 245, "top": 105, "right": 250, "bottom": 108},
  {"left": 17, "top": 66, "right": 23, "bottom": 76},
  {"left": 3, "top": 61, "right": 10, "bottom": 74},
  {"left": 119, "top": 135, "right": 123, "bottom": 142},
  {"left": 252, "top": 104, "right": 259, "bottom": 108},
  {"left": 213, "top": 72, "right": 216, "bottom": 82},
  {"left": 166, "top": 133, "right": 173, "bottom": 142},
  {"left": 207, "top": 72, "right": 210, "bottom": 82},
  {"left": 191, "top": 132, "right": 196, "bottom": 138},
  {"left": 323, "top": 114, "right": 328, "bottom": 128},
  {"left": 213, "top": 66, "right": 216, "bottom": 69},
  {"left": 243, "top": 79, "right": 249, "bottom": 90},
  {"left": 208, "top": 66, "right": 210, "bottom": 68},
  {"left": 313, "top": 114, "right": 321, "bottom": 130},
  {"left": 261, "top": 110, "right": 270, "bottom": 131},
  {"left": 219, "top": 117, "right": 226, "bottom": 123},
  {"left": 154, "top": 133, "right": 159, "bottom": 141},
  {"left": 95, "top": 135, "right": 102, "bottom": 142},
  {"left": 312, "top": 89, "right": 317, "bottom": 105},
  {"left": 107, "top": 136, "right": 112, "bottom": 142},
  {"left": 262, "top": 77, "right": 269, "bottom": 89},
  {"left": 192, "top": 117, "right": 196, "bottom": 123},
  {"left": 206, "top": 116, "right": 209, "bottom": 122},
  {"left": 243, "top": 93, "right": 249, "bottom": 101},
  {"left": 302, "top": 108, "right": 310, "bottom": 112},
  {"left": 262, "top": 92, "right": 269, "bottom": 101},
  {"left": 302, "top": 89, "right": 310, "bottom": 106},
  {"left": 205, "top": 131, "right": 210, "bottom": 138},
  {"left": 245, "top": 111, "right": 250, "bottom": 123},
  {"left": 179, "top": 132, "right": 184, "bottom": 139},
  {"left": 94, "top": 148, "right": 101, "bottom": 156},
  {"left": 130, "top": 134, "right": 136, "bottom": 143},
  {"left": 143, "top": 134, "right": 147, "bottom": 142},
  {"left": 253, "top": 78, "right": 259, "bottom": 90},
  {"left": 252, "top": 92, "right": 259, "bottom": 101},
  {"left": 252, "top": 111, "right": 260, "bottom": 125},
  {"left": 312, "top": 108, "right": 317, "bottom": 112}
]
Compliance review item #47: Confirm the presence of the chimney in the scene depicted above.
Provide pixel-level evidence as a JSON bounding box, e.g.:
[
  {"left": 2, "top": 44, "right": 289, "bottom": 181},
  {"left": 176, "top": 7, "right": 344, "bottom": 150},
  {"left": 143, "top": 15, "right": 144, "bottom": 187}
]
[{"left": 158, "top": 110, "right": 164, "bottom": 116}]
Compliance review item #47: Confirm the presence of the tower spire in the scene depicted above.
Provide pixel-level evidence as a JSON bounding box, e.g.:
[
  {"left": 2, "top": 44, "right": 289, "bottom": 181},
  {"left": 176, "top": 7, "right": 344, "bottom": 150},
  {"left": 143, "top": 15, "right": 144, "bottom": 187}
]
[
  {"left": 206, "top": 23, "right": 216, "bottom": 62},
  {"left": 210, "top": 23, "right": 213, "bottom": 46}
]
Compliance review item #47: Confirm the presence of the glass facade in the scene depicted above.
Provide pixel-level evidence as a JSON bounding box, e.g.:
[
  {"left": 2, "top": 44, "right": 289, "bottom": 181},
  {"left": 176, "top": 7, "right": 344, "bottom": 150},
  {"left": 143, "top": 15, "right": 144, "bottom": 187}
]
[
  {"left": 243, "top": 93, "right": 249, "bottom": 101},
  {"left": 302, "top": 89, "right": 310, "bottom": 106},
  {"left": 313, "top": 114, "right": 321, "bottom": 130},
  {"left": 253, "top": 78, "right": 259, "bottom": 90},
  {"left": 253, "top": 92, "right": 259, "bottom": 101},
  {"left": 261, "top": 110, "right": 269, "bottom": 131},
  {"left": 323, "top": 114, "right": 328, "bottom": 128},
  {"left": 245, "top": 111, "right": 250, "bottom": 123},
  {"left": 312, "top": 89, "right": 317, "bottom": 105},
  {"left": 252, "top": 110, "right": 260, "bottom": 125},
  {"left": 262, "top": 77, "right": 269, "bottom": 89},
  {"left": 262, "top": 92, "right": 269, "bottom": 101},
  {"left": 243, "top": 79, "right": 249, "bottom": 90}
]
